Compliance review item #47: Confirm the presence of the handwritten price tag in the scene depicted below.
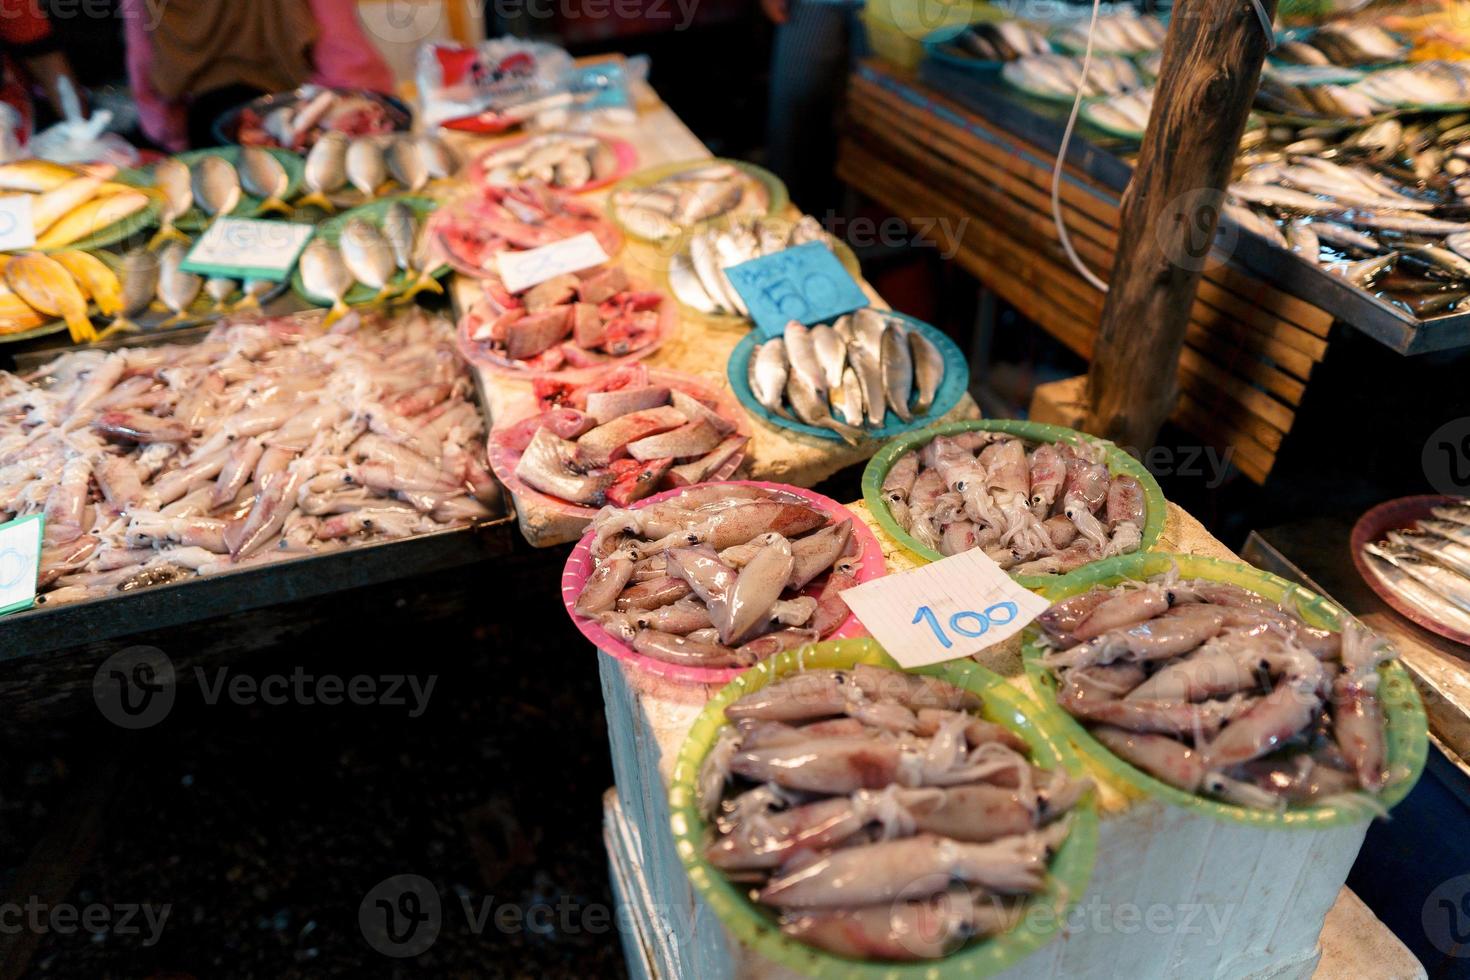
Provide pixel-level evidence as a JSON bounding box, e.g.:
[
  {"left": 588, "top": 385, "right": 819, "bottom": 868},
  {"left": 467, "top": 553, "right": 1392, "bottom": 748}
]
[
  {"left": 840, "top": 549, "right": 1050, "bottom": 668},
  {"left": 0, "top": 514, "right": 43, "bottom": 617},
  {"left": 725, "top": 241, "right": 870, "bottom": 338},
  {"left": 497, "top": 232, "right": 609, "bottom": 294},
  {"left": 0, "top": 195, "right": 36, "bottom": 251},
  {"left": 184, "top": 217, "right": 314, "bottom": 281}
]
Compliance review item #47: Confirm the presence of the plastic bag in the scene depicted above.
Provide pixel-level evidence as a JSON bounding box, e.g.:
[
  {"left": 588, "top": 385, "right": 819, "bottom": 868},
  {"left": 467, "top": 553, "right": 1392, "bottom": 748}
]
[{"left": 417, "top": 39, "right": 575, "bottom": 130}]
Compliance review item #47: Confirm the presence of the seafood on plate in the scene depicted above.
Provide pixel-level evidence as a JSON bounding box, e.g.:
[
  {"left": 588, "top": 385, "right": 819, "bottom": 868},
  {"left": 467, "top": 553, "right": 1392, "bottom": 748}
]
[
  {"left": 1351, "top": 60, "right": 1470, "bottom": 108},
  {"left": 747, "top": 311, "right": 948, "bottom": 445},
  {"left": 1276, "top": 23, "right": 1409, "bottom": 67},
  {"left": 943, "top": 20, "right": 1051, "bottom": 61},
  {"left": 1035, "top": 571, "right": 1398, "bottom": 809},
  {"left": 880, "top": 428, "right": 1146, "bottom": 573},
  {"left": 668, "top": 214, "right": 837, "bottom": 318},
  {"left": 460, "top": 263, "right": 669, "bottom": 373},
  {"left": 494, "top": 363, "right": 749, "bottom": 509},
  {"left": 1081, "top": 87, "right": 1155, "bottom": 136},
  {"left": 296, "top": 199, "right": 442, "bottom": 323},
  {"left": 1052, "top": 11, "right": 1166, "bottom": 55},
  {"left": 695, "top": 663, "right": 1089, "bottom": 959},
  {"left": 610, "top": 161, "right": 774, "bottom": 241},
  {"left": 234, "top": 86, "right": 406, "bottom": 150},
  {"left": 1256, "top": 76, "right": 1386, "bottom": 119},
  {"left": 0, "top": 309, "right": 501, "bottom": 608},
  {"left": 0, "top": 159, "right": 149, "bottom": 256},
  {"left": 471, "top": 132, "right": 622, "bottom": 191},
  {"left": 1001, "top": 54, "right": 1145, "bottom": 100},
  {"left": 426, "top": 181, "right": 621, "bottom": 277},
  {"left": 1362, "top": 500, "right": 1470, "bottom": 636},
  {"left": 571, "top": 486, "right": 866, "bottom": 667}
]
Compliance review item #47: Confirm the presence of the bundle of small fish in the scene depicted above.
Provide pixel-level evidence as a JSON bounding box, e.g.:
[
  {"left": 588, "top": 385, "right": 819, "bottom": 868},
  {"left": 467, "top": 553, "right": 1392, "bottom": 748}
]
[
  {"left": 1001, "top": 53, "right": 1145, "bottom": 100},
  {"left": 1363, "top": 502, "right": 1470, "bottom": 636},
  {"left": 462, "top": 264, "right": 666, "bottom": 372},
  {"left": 1082, "top": 87, "right": 1155, "bottom": 136},
  {"left": 100, "top": 242, "right": 282, "bottom": 338},
  {"left": 0, "top": 309, "right": 501, "bottom": 608},
  {"left": 0, "top": 159, "right": 149, "bottom": 252},
  {"left": 694, "top": 664, "right": 1088, "bottom": 960},
  {"left": 1276, "top": 23, "right": 1409, "bottom": 67},
  {"left": 880, "top": 431, "right": 1145, "bottom": 574},
  {"left": 294, "top": 132, "right": 459, "bottom": 213},
  {"left": 573, "top": 486, "right": 860, "bottom": 667},
  {"left": 1037, "top": 573, "right": 1397, "bottom": 810},
  {"left": 473, "top": 132, "right": 620, "bottom": 191},
  {"left": 1256, "top": 76, "right": 1383, "bottom": 119},
  {"left": 150, "top": 148, "right": 296, "bottom": 244},
  {"left": 1351, "top": 60, "right": 1470, "bottom": 109},
  {"left": 429, "top": 181, "right": 619, "bottom": 275},
  {"left": 946, "top": 20, "right": 1051, "bottom": 62},
  {"left": 297, "top": 200, "right": 441, "bottom": 325},
  {"left": 668, "top": 214, "right": 834, "bottom": 318},
  {"left": 748, "top": 312, "right": 945, "bottom": 445},
  {"left": 236, "top": 87, "right": 400, "bottom": 150},
  {"left": 498, "top": 364, "right": 748, "bottom": 508},
  {"left": 1052, "top": 11, "right": 1165, "bottom": 55},
  {"left": 610, "top": 162, "right": 772, "bottom": 242}
]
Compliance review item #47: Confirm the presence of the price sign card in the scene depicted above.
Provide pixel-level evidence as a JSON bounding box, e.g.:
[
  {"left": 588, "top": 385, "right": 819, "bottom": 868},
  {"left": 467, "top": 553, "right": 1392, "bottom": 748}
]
[
  {"left": 183, "top": 217, "right": 314, "bottom": 282},
  {"left": 726, "top": 241, "right": 870, "bottom": 338},
  {"left": 840, "top": 549, "right": 1051, "bottom": 668},
  {"left": 0, "top": 195, "right": 36, "bottom": 251},
  {"left": 0, "top": 514, "right": 44, "bottom": 616},
  {"left": 497, "top": 232, "right": 609, "bottom": 294}
]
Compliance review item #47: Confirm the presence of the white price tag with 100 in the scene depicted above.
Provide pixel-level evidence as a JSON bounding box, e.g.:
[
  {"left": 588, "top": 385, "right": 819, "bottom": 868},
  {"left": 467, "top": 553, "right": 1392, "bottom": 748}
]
[{"left": 840, "top": 549, "right": 1051, "bottom": 668}]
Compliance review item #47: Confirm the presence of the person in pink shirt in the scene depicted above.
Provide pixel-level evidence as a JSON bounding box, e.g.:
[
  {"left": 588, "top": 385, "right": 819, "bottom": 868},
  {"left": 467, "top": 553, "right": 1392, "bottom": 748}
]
[{"left": 123, "top": 0, "right": 395, "bottom": 151}]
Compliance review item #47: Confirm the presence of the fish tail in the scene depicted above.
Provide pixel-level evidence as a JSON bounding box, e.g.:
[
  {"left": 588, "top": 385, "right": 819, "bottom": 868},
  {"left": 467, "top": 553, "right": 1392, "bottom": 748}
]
[
  {"left": 370, "top": 284, "right": 396, "bottom": 306},
  {"left": 294, "top": 191, "right": 335, "bottom": 214},
  {"left": 322, "top": 299, "right": 352, "bottom": 327},
  {"left": 231, "top": 293, "right": 261, "bottom": 312},
  {"left": 824, "top": 418, "right": 864, "bottom": 447},
  {"left": 158, "top": 311, "right": 192, "bottom": 329},
  {"left": 97, "top": 316, "right": 141, "bottom": 340},
  {"left": 257, "top": 196, "right": 292, "bottom": 216},
  {"left": 146, "top": 223, "right": 190, "bottom": 251},
  {"left": 399, "top": 270, "right": 444, "bottom": 301}
]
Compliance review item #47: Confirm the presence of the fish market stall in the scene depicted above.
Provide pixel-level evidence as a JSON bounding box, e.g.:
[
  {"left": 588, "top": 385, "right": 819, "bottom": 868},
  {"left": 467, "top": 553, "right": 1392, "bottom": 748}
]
[{"left": 441, "top": 83, "right": 982, "bottom": 547}]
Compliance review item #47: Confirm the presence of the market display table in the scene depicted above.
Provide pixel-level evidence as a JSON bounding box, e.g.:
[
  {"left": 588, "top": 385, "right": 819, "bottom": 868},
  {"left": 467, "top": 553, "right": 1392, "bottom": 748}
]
[
  {"left": 593, "top": 499, "right": 1424, "bottom": 979},
  {"left": 442, "top": 76, "right": 979, "bottom": 546}
]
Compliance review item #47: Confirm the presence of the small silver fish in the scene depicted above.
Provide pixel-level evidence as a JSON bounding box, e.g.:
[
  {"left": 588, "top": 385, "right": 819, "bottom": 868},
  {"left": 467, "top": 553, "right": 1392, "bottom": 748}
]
[
  {"left": 233, "top": 278, "right": 274, "bottom": 311},
  {"left": 669, "top": 253, "right": 717, "bottom": 314},
  {"left": 908, "top": 329, "right": 944, "bottom": 415},
  {"left": 339, "top": 218, "right": 396, "bottom": 303},
  {"left": 810, "top": 324, "right": 848, "bottom": 391},
  {"left": 418, "top": 135, "right": 459, "bottom": 179},
  {"left": 881, "top": 325, "right": 914, "bottom": 423},
  {"left": 786, "top": 369, "right": 862, "bottom": 446},
  {"left": 157, "top": 242, "right": 202, "bottom": 326},
  {"left": 205, "top": 277, "right": 238, "bottom": 310},
  {"left": 300, "top": 131, "right": 348, "bottom": 211},
  {"left": 149, "top": 158, "right": 192, "bottom": 248},
  {"left": 749, "top": 338, "right": 792, "bottom": 420},
  {"left": 239, "top": 146, "right": 291, "bottom": 214},
  {"left": 832, "top": 366, "right": 865, "bottom": 426},
  {"left": 783, "top": 320, "right": 827, "bottom": 398},
  {"left": 387, "top": 138, "right": 428, "bottom": 192},
  {"left": 345, "top": 138, "right": 387, "bottom": 199},
  {"left": 101, "top": 249, "right": 159, "bottom": 335},
  {"left": 191, "top": 155, "right": 241, "bottom": 221},
  {"left": 299, "top": 238, "right": 354, "bottom": 324}
]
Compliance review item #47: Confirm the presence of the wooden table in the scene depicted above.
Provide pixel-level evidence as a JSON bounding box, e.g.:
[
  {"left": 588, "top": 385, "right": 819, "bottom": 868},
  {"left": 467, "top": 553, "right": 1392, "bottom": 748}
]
[{"left": 441, "top": 73, "right": 980, "bottom": 546}]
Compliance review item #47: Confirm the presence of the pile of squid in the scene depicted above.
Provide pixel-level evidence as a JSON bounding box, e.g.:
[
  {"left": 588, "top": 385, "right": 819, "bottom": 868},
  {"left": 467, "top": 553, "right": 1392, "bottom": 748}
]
[
  {"left": 880, "top": 431, "right": 1146, "bottom": 574},
  {"left": 696, "top": 665, "right": 1088, "bottom": 961},
  {"left": 1037, "top": 574, "right": 1396, "bottom": 810},
  {"left": 0, "top": 310, "right": 501, "bottom": 607},
  {"left": 574, "top": 486, "right": 861, "bottom": 668}
]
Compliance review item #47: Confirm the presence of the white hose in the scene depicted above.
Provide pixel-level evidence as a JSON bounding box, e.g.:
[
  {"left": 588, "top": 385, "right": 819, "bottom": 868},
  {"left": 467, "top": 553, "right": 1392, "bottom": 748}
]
[{"left": 1050, "top": 0, "right": 1110, "bottom": 293}]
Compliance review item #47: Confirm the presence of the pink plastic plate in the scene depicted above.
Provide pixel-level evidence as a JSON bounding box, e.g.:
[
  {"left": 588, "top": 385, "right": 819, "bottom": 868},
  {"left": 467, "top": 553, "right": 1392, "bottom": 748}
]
[
  {"left": 426, "top": 192, "right": 624, "bottom": 280},
  {"left": 1351, "top": 494, "right": 1470, "bottom": 647},
  {"left": 486, "top": 369, "right": 752, "bottom": 528},
  {"left": 468, "top": 132, "right": 638, "bottom": 194},
  {"left": 457, "top": 275, "right": 677, "bottom": 380},
  {"left": 560, "top": 480, "right": 888, "bottom": 685}
]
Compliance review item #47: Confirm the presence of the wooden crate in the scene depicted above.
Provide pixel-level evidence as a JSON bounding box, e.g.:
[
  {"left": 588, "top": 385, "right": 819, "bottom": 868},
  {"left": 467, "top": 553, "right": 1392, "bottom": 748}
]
[{"left": 838, "top": 62, "right": 1338, "bottom": 483}]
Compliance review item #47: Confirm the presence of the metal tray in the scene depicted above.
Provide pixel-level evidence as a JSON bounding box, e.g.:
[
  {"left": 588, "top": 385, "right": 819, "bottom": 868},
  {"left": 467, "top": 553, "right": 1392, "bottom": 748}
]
[
  {"left": 4, "top": 311, "right": 517, "bottom": 658},
  {"left": 911, "top": 60, "right": 1470, "bottom": 355}
]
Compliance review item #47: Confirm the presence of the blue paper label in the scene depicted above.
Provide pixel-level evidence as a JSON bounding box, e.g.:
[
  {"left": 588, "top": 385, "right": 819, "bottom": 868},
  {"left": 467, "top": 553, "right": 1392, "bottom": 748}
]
[{"left": 725, "top": 242, "right": 870, "bottom": 338}]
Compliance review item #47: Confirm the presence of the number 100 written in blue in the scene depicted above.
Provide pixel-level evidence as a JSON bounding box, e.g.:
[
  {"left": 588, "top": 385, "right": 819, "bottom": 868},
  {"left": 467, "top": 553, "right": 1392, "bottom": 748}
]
[{"left": 912, "top": 602, "right": 1019, "bottom": 649}]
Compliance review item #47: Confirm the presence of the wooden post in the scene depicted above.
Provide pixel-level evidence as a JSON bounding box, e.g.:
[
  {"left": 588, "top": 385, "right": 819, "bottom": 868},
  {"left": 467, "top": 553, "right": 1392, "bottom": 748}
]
[{"left": 1083, "top": 0, "right": 1277, "bottom": 450}]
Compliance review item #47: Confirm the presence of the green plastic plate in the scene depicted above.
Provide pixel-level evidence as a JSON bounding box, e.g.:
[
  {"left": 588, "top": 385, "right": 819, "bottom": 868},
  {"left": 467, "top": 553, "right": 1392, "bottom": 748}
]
[
  {"left": 291, "top": 195, "right": 446, "bottom": 307},
  {"left": 118, "top": 146, "right": 305, "bottom": 232},
  {"left": 860, "top": 419, "right": 1167, "bottom": 585},
  {"left": 668, "top": 637, "right": 1099, "bottom": 978},
  {"left": 1020, "top": 551, "right": 1429, "bottom": 828}
]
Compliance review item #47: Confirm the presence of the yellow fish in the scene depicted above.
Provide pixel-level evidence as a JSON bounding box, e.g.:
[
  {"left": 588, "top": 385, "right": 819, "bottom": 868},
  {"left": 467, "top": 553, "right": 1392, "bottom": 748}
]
[
  {"left": 0, "top": 159, "right": 79, "bottom": 194},
  {"left": 53, "top": 250, "right": 122, "bottom": 317},
  {"left": 0, "top": 285, "right": 48, "bottom": 335},
  {"left": 30, "top": 176, "right": 103, "bottom": 236},
  {"left": 36, "top": 190, "right": 149, "bottom": 250},
  {"left": 5, "top": 253, "right": 94, "bottom": 342}
]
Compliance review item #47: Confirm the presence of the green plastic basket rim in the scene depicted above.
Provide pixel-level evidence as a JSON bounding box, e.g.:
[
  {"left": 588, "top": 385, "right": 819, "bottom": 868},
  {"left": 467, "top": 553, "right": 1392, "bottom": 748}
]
[
  {"left": 1019, "top": 551, "right": 1429, "bottom": 829},
  {"left": 668, "top": 638, "right": 1100, "bottom": 978},
  {"left": 859, "top": 418, "right": 1168, "bottom": 588}
]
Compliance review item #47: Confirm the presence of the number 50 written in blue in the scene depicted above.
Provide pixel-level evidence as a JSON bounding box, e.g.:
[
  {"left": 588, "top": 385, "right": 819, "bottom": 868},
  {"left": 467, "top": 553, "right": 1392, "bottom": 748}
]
[{"left": 912, "top": 602, "right": 1019, "bottom": 649}]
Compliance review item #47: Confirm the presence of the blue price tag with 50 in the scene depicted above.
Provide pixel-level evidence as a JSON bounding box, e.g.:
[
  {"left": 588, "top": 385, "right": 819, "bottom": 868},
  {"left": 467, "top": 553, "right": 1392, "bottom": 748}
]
[{"left": 725, "top": 241, "right": 870, "bottom": 338}]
